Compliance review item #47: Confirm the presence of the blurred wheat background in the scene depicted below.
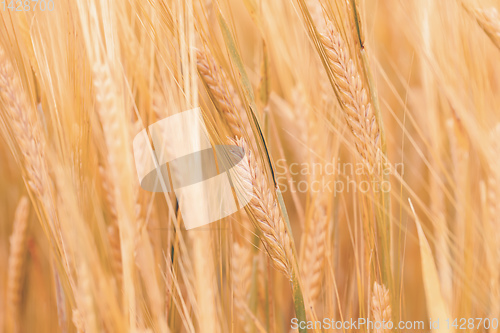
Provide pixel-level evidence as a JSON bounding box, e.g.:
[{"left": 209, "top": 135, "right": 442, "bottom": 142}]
[{"left": 1, "top": 0, "right": 500, "bottom": 332}]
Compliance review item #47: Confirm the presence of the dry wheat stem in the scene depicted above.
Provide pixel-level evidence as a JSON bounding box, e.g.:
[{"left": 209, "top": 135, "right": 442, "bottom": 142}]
[
  {"left": 319, "top": 23, "right": 381, "bottom": 169},
  {"left": 233, "top": 137, "right": 294, "bottom": 279},
  {"left": 135, "top": 225, "right": 168, "bottom": 331},
  {"left": 371, "top": 282, "right": 392, "bottom": 333},
  {"left": 6, "top": 196, "right": 30, "bottom": 333}
]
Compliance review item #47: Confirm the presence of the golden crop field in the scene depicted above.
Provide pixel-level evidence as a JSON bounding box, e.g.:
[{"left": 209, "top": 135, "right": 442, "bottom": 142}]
[{"left": 0, "top": 0, "right": 499, "bottom": 332}]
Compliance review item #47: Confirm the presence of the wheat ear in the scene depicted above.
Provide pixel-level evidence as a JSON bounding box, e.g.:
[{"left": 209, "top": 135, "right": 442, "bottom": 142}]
[
  {"left": 301, "top": 196, "right": 328, "bottom": 304},
  {"left": 98, "top": 164, "right": 123, "bottom": 290},
  {"left": 72, "top": 309, "right": 85, "bottom": 333},
  {"left": 196, "top": 51, "right": 250, "bottom": 138},
  {"left": 6, "top": 196, "right": 30, "bottom": 333},
  {"left": 198, "top": 51, "right": 259, "bottom": 323},
  {"left": 232, "top": 238, "right": 254, "bottom": 332},
  {"left": 232, "top": 138, "right": 294, "bottom": 279},
  {"left": 0, "top": 48, "right": 54, "bottom": 210},
  {"left": 92, "top": 60, "right": 137, "bottom": 329},
  {"left": 319, "top": 23, "right": 381, "bottom": 168},
  {"left": 488, "top": 125, "right": 500, "bottom": 231},
  {"left": 371, "top": 282, "right": 392, "bottom": 333},
  {"left": 486, "top": 125, "right": 500, "bottom": 320},
  {"left": 99, "top": 163, "right": 118, "bottom": 221},
  {"left": 306, "top": 0, "right": 326, "bottom": 31},
  {"left": 107, "top": 224, "right": 123, "bottom": 290},
  {"left": 297, "top": 86, "right": 330, "bottom": 304},
  {"left": 76, "top": 262, "right": 98, "bottom": 333},
  {"left": 472, "top": 7, "right": 500, "bottom": 50}
]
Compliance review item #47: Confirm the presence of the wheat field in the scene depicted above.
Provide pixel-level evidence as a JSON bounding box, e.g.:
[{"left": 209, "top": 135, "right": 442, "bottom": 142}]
[{"left": 0, "top": 0, "right": 499, "bottom": 332}]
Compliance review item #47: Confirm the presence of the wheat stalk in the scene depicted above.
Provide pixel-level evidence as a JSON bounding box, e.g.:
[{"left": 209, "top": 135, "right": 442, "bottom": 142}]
[
  {"left": 232, "top": 137, "right": 294, "bottom": 279},
  {"left": 486, "top": 124, "right": 500, "bottom": 321},
  {"left": 371, "top": 282, "right": 392, "bottom": 333},
  {"left": 319, "top": 23, "right": 381, "bottom": 169},
  {"left": 6, "top": 196, "right": 30, "bottom": 333},
  {"left": 107, "top": 224, "right": 123, "bottom": 290},
  {"left": 320, "top": 19, "right": 394, "bottom": 292}
]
